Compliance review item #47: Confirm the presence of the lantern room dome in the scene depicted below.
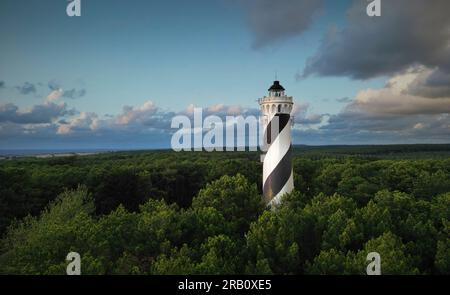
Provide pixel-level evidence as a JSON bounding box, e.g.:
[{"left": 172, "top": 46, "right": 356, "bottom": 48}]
[{"left": 268, "top": 81, "right": 285, "bottom": 92}]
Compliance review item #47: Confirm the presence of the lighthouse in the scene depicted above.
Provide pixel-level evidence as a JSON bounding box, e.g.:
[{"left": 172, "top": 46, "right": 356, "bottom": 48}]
[{"left": 259, "top": 81, "right": 294, "bottom": 206}]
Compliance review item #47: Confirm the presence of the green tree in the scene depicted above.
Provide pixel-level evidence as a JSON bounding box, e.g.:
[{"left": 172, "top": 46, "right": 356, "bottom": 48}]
[
  {"left": 434, "top": 220, "right": 450, "bottom": 274},
  {"left": 196, "top": 235, "right": 240, "bottom": 274},
  {"left": 151, "top": 244, "right": 196, "bottom": 275},
  {"left": 305, "top": 249, "right": 353, "bottom": 275},
  {"left": 192, "top": 174, "right": 263, "bottom": 236},
  {"left": 0, "top": 186, "right": 95, "bottom": 274},
  {"left": 350, "top": 232, "right": 420, "bottom": 275},
  {"left": 245, "top": 210, "right": 300, "bottom": 274},
  {"left": 435, "top": 239, "right": 450, "bottom": 274},
  {"left": 321, "top": 209, "right": 355, "bottom": 251}
]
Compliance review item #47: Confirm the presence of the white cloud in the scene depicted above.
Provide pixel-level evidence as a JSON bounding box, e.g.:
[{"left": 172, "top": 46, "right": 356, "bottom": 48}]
[
  {"left": 57, "top": 112, "right": 98, "bottom": 135},
  {"left": 316, "top": 68, "right": 450, "bottom": 144},
  {"left": 116, "top": 101, "right": 158, "bottom": 125},
  {"left": 46, "top": 88, "right": 64, "bottom": 102},
  {"left": 345, "top": 68, "right": 450, "bottom": 116}
]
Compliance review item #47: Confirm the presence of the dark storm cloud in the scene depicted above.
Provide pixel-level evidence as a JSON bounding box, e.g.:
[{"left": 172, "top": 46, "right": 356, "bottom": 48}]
[
  {"left": 0, "top": 102, "right": 67, "bottom": 124},
  {"left": 15, "top": 82, "right": 37, "bottom": 95},
  {"left": 242, "top": 0, "right": 323, "bottom": 48},
  {"left": 406, "top": 67, "right": 450, "bottom": 98},
  {"left": 300, "top": 0, "right": 450, "bottom": 80}
]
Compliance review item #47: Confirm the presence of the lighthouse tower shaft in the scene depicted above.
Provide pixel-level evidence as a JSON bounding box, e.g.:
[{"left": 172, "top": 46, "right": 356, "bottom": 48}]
[{"left": 259, "top": 81, "right": 294, "bottom": 206}]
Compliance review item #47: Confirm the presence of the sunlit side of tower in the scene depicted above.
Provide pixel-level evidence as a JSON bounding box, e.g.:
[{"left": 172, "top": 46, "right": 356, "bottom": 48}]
[{"left": 258, "top": 81, "right": 294, "bottom": 206}]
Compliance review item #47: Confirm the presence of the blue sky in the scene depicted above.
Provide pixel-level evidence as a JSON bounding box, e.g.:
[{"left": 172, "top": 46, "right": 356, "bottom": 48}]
[{"left": 1, "top": 0, "right": 449, "bottom": 149}]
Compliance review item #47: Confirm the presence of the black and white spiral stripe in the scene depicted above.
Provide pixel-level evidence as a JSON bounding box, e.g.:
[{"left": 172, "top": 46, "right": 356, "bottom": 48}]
[{"left": 262, "top": 113, "right": 294, "bottom": 206}]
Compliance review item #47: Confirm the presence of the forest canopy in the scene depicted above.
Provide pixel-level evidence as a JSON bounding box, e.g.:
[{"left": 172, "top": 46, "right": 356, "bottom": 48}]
[{"left": 0, "top": 145, "right": 449, "bottom": 274}]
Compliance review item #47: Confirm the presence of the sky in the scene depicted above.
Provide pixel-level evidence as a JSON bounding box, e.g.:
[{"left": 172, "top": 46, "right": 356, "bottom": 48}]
[{"left": 0, "top": 0, "right": 449, "bottom": 150}]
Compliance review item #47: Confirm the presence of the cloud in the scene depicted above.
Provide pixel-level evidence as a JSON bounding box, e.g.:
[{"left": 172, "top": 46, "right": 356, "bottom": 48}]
[
  {"left": 347, "top": 93, "right": 450, "bottom": 116},
  {"left": 0, "top": 100, "right": 172, "bottom": 149},
  {"left": 405, "top": 67, "right": 450, "bottom": 98},
  {"left": 56, "top": 100, "right": 175, "bottom": 137},
  {"left": 289, "top": 112, "right": 450, "bottom": 145},
  {"left": 48, "top": 80, "right": 61, "bottom": 91},
  {"left": 46, "top": 89, "right": 64, "bottom": 102},
  {"left": 0, "top": 102, "right": 68, "bottom": 124},
  {"left": 305, "top": 69, "right": 450, "bottom": 144},
  {"left": 57, "top": 112, "right": 98, "bottom": 135},
  {"left": 0, "top": 91, "right": 448, "bottom": 149},
  {"left": 116, "top": 101, "right": 159, "bottom": 125},
  {"left": 291, "top": 102, "right": 326, "bottom": 125},
  {"left": 182, "top": 103, "right": 260, "bottom": 119},
  {"left": 49, "top": 100, "right": 328, "bottom": 149},
  {"left": 48, "top": 80, "right": 86, "bottom": 99},
  {"left": 15, "top": 82, "right": 37, "bottom": 95},
  {"left": 344, "top": 69, "right": 450, "bottom": 116},
  {"left": 336, "top": 97, "right": 352, "bottom": 103},
  {"left": 300, "top": 0, "right": 450, "bottom": 80},
  {"left": 241, "top": 0, "right": 323, "bottom": 48},
  {"left": 316, "top": 112, "right": 450, "bottom": 145},
  {"left": 62, "top": 88, "right": 87, "bottom": 99},
  {"left": 296, "top": 113, "right": 326, "bottom": 125},
  {"left": 0, "top": 81, "right": 5, "bottom": 89}
]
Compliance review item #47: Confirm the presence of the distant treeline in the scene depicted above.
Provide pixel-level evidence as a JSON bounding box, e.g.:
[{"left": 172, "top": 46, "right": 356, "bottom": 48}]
[
  {"left": 0, "top": 145, "right": 449, "bottom": 274},
  {"left": 292, "top": 144, "right": 450, "bottom": 158}
]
